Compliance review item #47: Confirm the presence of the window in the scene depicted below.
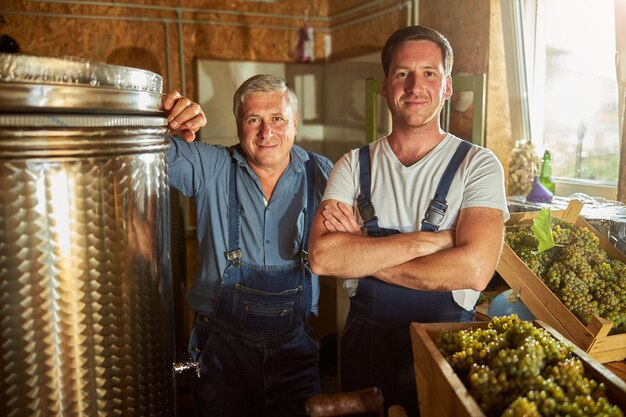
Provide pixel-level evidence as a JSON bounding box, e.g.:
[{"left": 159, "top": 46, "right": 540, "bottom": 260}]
[{"left": 505, "top": 0, "right": 622, "bottom": 187}]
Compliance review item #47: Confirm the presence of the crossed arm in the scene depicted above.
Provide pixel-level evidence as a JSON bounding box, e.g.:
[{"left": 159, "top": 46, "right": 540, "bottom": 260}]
[{"left": 307, "top": 200, "right": 505, "bottom": 292}]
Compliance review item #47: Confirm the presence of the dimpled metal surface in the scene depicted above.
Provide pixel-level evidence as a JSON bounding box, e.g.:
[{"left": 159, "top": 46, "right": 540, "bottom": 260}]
[{"left": 0, "top": 126, "right": 175, "bottom": 416}]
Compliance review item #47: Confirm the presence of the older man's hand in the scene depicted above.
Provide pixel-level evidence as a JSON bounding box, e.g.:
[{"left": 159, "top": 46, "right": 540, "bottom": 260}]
[{"left": 162, "top": 90, "right": 207, "bottom": 142}]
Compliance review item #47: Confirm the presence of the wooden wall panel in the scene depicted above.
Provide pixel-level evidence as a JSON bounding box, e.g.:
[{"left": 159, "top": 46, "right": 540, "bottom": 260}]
[
  {"left": 420, "top": 0, "right": 490, "bottom": 143},
  {"left": 2, "top": 1, "right": 416, "bottom": 97},
  {"left": 5, "top": 14, "right": 174, "bottom": 81},
  {"left": 1, "top": 0, "right": 517, "bottom": 199},
  {"left": 328, "top": 0, "right": 411, "bottom": 61},
  {"left": 486, "top": 0, "right": 514, "bottom": 174},
  {"left": 3, "top": 1, "right": 179, "bottom": 88},
  {"left": 420, "top": 0, "right": 490, "bottom": 74},
  {"left": 2, "top": 0, "right": 330, "bottom": 100},
  {"left": 419, "top": 0, "right": 513, "bottom": 183},
  {"left": 331, "top": 10, "right": 407, "bottom": 61},
  {"left": 329, "top": 0, "right": 398, "bottom": 16}
]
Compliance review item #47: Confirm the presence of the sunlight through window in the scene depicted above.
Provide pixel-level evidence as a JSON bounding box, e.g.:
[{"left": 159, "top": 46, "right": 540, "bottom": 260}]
[{"left": 522, "top": 0, "right": 619, "bottom": 183}]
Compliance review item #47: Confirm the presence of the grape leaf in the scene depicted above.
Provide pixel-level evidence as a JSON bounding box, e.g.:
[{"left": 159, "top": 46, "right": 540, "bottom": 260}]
[{"left": 532, "top": 208, "right": 555, "bottom": 253}]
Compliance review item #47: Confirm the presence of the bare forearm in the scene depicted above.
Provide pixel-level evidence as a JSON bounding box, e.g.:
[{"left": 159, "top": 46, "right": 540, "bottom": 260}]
[
  {"left": 375, "top": 245, "right": 496, "bottom": 291},
  {"left": 309, "top": 230, "right": 453, "bottom": 278}
]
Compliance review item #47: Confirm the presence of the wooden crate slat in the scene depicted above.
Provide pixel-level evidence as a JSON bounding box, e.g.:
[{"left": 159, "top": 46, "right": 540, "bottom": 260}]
[
  {"left": 498, "top": 244, "right": 596, "bottom": 348},
  {"left": 496, "top": 248, "right": 574, "bottom": 340},
  {"left": 587, "top": 315, "right": 613, "bottom": 338},
  {"left": 588, "top": 333, "right": 626, "bottom": 363},
  {"left": 561, "top": 199, "right": 583, "bottom": 222},
  {"left": 410, "top": 323, "right": 485, "bottom": 417}
]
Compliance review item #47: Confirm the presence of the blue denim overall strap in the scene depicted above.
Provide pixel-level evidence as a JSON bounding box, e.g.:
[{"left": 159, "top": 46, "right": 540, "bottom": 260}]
[
  {"left": 301, "top": 152, "right": 317, "bottom": 260},
  {"left": 421, "top": 139, "right": 472, "bottom": 231},
  {"left": 356, "top": 145, "right": 391, "bottom": 236},
  {"left": 209, "top": 152, "right": 317, "bottom": 344}
]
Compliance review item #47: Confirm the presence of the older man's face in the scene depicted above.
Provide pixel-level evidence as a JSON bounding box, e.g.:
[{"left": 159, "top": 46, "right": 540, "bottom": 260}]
[{"left": 238, "top": 91, "right": 298, "bottom": 175}]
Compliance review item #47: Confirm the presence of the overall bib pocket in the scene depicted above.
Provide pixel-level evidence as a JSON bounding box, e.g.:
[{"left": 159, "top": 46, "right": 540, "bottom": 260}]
[{"left": 231, "top": 283, "right": 302, "bottom": 335}]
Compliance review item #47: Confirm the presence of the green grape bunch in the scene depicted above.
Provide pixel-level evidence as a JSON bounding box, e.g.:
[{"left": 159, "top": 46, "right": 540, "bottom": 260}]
[
  {"left": 435, "top": 315, "right": 623, "bottom": 417},
  {"left": 505, "top": 216, "right": 626, "bottom": 334}
]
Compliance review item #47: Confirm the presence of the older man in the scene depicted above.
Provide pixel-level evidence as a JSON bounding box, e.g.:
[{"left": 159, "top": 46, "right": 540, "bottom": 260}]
[{"left": 164, "top": 74, "right": 333, "bottom": 417}]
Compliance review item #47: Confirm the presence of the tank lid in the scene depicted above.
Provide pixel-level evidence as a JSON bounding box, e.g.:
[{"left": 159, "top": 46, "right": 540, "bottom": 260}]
[{"left": 0, "top": 53, "right": 165, "bottom": 115}]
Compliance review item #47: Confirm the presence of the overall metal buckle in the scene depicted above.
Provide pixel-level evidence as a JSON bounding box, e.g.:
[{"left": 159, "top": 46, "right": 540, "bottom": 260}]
[
  {"left": 422, "top": 199, "right": 447, "bottom": 231},
  {"left": 225, "top": 248, "right": 242, "bottom": 267},
  {"left": 357, "top": 198, "right": 378, "bottom": 224},
  {"left": 300, "top": 250, "right": 309, "bottom": 265}
]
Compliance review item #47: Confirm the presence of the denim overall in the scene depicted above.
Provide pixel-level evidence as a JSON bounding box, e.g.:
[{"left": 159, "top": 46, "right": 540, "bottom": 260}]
[
  {"left": 340, "top": 141, "right": 474, "bottom": 417},
  {"left": 188, "top": 153, "right": 321, "bottom": 417}
]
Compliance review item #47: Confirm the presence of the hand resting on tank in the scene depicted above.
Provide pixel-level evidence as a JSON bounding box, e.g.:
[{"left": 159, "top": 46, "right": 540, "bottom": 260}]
[{"left": 162, "top": 90, "right": 207, "bottom": 142}]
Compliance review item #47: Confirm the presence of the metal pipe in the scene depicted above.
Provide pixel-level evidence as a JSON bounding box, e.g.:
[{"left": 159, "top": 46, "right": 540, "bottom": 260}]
[
  {"left": 331, "top": 3, "right": 409, "bottom": 31},
  {"left": 164, "top": 21, "right": 171, "bottom": 93},
  {"left": 176, "top": 8, "right": 186, "bottom": 96},
  {"left": 0, "top": 9, "right": 315, "bottom": 31},
  {"left": 0, "top": 9, "right": 173, "bottom": 23},
  {"left": 24, "top": 0, "right": 407, "bottom": 23},
  {"left": 3, "top": 0, "right": 409, "bottom": 32},
  {"left": 329, "top": 0, "right": 403, "bottom": 21},
  {"left": 18, "top": 0, "right": 330, "bottom": 23},
  {"left": 412, "top": 0, "right": 419, "bottom": 25},
  {"left": 405, "top": 0, "right": 413, "bottom": 26}
]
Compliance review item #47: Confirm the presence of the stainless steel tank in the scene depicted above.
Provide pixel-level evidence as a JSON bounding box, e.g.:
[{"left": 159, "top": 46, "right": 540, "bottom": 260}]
[{"left": 0, "top": 53, "right": 175, "bottom": 416}]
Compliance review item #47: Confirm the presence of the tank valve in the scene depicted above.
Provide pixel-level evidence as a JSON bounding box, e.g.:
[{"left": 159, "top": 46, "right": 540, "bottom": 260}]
[{"left": 173, "top": 360, "right": 200, "bottom": 378}]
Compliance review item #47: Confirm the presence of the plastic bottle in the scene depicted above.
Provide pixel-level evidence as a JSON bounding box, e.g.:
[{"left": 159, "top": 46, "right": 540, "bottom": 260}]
[
  {"left": 539, "top": 150, "right": 556, "bottom": 194},
  {"left": 507, "top": 139, "right": 539, "bottom": 195}
]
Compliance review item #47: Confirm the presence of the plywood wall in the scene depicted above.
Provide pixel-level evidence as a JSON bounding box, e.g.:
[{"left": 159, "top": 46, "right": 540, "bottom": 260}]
[
  {"left": 329, "top": 0, "right": 410, "bottom": 60},
  {"left": 2, "top": 0, "right": 513, "bottom": 185},
  {"left": 419, "top": 0, "right": 512, "bottom": 168},
  {"left": 419, "top": 0, "right": 489, "bottom": 145},
  {"left": 2, "top": 0, "right": 411, "bottom": 100}
]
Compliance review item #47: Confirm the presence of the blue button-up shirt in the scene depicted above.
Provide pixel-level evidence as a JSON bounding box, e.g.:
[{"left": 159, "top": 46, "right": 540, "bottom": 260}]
[{"left": 167, "top": 136, "right": 333, "bottom": 315}]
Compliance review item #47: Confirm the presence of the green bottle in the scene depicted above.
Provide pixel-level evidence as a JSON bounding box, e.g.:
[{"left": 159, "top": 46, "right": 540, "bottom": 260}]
[{"left": 539, "top": 150, "right": 555, "bottom": 194}]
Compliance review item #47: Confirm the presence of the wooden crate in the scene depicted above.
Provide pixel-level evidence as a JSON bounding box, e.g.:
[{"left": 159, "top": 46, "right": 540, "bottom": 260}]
[
  {"left": 410, "top": 320, "right": 626, "bottom": 417},
  {"left": 497, "top": 199, "right": 626, "bottom": 362}
]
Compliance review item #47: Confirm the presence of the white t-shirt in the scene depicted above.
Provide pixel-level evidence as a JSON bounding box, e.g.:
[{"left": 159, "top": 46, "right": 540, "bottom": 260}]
[{"left": 323, "top": 134, "right": 510, "bottom": 310}]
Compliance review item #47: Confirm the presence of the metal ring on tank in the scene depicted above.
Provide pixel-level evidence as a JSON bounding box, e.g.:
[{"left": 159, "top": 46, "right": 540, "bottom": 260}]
[{"left": 0, "top": 114, "right": 169, "bottom": 158}]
